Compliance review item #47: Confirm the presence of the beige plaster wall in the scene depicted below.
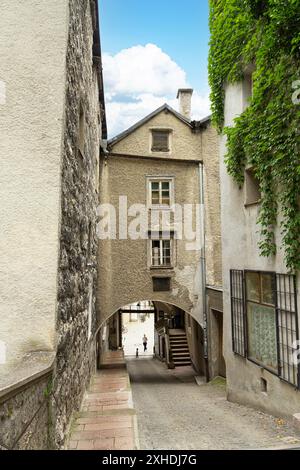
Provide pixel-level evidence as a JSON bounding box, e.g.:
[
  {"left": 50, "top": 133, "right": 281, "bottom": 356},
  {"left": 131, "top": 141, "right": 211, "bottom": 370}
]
[
  {"left": 0, "top": 1, "right": 68, "bottom": 369},
  {"left": 98, "top": 110, "right": 221, "bottom": 330},
  {"left": 221, "top": 82, "right": 300, "bottom": 419},
  {"left": 98, "top": 155, "right": 202, "bottom": 323},
  {"left": 111, "top": 110, "right": 202, "bottom": 160}
]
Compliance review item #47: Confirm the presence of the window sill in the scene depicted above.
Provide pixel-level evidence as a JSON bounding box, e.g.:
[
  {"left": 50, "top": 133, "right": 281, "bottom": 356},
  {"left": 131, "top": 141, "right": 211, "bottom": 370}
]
[
  {"left": 148, "top": 205, "right": 173, "bottom": 211},
  {"left": 150, "top": 267, "right": 174, "bottom": 274},
  {"left": 246, "top": 357, "right": 278, "bottom": 378},
  {"left": 244, "top": 199, "right": 261, "bottom": 208}
]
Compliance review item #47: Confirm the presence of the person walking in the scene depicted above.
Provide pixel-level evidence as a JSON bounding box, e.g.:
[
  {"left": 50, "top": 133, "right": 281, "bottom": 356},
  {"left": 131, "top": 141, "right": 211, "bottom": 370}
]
[{"left": 142, "top": 334, "right": 148, "bottom": 352}]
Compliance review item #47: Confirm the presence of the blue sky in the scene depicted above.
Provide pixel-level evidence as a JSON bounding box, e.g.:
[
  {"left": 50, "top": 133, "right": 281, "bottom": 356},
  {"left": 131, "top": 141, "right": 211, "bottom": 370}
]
[{"left": 99, "top": 0, "right": 211, "bottom": 137}]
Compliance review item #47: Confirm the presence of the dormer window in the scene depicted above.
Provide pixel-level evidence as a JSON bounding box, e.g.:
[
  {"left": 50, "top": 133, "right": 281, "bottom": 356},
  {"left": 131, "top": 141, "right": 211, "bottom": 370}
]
[{"left": 151, "top": 129, "right": 170, "bottom": 152}]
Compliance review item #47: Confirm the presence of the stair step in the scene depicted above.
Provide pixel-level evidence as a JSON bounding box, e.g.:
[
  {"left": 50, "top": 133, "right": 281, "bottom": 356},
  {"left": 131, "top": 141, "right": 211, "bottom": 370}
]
[
  {"left": 174, "top": 362, "right": 191, "bottom": 367},
  {"left": 174, "top": 354, "right": 191, "bottom": 361}
]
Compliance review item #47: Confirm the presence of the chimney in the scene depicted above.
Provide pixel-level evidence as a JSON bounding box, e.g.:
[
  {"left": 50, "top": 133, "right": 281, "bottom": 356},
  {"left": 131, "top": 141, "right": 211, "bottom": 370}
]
[{"left": 177, "top": 88, "right": 193, "bottom": 120}]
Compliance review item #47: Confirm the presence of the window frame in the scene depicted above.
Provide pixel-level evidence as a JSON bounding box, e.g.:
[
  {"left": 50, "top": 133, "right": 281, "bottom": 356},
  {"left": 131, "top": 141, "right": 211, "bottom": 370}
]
[
  {"left": 151, "top": 128, "right": 171, "bottom": 153},
  {"left": 230, "top": 269, "right": 300, "bottom": 388},
  {"left": 151, "top": 238, "right": 172, "bottom": 268},
  {"left": 245, "top": 270, "right": 279, "bottom": 375},
  {"left": 147, "top": 176, "right": 174, "bottom": 209},
  {"left": 148, "top": 231, "right": 175, "bottom": 270}
]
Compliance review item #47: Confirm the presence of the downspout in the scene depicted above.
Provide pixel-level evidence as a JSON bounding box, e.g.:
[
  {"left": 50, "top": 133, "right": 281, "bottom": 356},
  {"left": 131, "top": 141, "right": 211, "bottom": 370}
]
[{"left": 199, "top": 162, "right": 209, "bottom": 382}]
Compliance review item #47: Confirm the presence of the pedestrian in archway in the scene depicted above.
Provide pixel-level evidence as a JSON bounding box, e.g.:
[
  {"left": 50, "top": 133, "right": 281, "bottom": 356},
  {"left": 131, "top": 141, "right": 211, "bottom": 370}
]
[{"left": 142, "top": 334, "right": 148, "bottom": 352}]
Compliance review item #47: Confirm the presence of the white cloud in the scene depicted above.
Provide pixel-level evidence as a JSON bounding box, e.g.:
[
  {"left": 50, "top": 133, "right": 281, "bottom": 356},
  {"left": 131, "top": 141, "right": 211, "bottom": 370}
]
[{"left": 103, "top": 44, "right": 211, "bottom": 137}]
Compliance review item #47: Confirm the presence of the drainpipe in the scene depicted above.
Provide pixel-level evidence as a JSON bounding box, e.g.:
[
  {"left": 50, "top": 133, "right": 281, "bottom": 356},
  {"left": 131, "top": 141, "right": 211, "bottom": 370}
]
[{"left": 199, "top": 163, "right": 210, "bottom": 382}]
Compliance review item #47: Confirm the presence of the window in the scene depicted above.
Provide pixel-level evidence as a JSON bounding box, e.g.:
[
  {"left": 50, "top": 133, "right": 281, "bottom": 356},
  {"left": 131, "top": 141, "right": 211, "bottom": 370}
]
[
  {"left": 150, "top": 180, "right": 171, "bottom": 206},
  {"left": 230, "top": 270, "right": 247, "bottom": 357},
  {"left": 246, "top": 271, "right": 278, "bottom": 372},
  {"left": 153, "top": 277, "right": 171, "bottom": 292},
  {"left": 151, "top": 130, "right": 170, "bottom": 152},
  {"left": 245, "top": 168, "right": 261, "bottom": 206},
  {"left": 151, "top": 239, "right": 171, "bottom": 267},
  {"left": 230, "top": 270, "right": 300, "bottom": 388},
  {"left": 276, "top": 274, "right": 299, "bottom": 386}
]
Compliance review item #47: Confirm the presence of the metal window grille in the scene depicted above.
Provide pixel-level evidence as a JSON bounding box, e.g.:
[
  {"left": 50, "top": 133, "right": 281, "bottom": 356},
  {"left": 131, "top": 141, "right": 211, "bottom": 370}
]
[
  {"left": 276, "top": 274, "right": 299, "bottom": 388},
  {"left": 230, "top": 269, "right": 246, "bottom": 357}
]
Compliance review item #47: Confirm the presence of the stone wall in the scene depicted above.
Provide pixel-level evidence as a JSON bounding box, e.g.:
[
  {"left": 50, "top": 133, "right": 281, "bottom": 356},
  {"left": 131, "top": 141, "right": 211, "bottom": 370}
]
[
  {"left": 51, "top": 0, "right": 102, "bottom": 448},
  {"left": 0, "top": 373, "right": 51, "bottom": 450}
]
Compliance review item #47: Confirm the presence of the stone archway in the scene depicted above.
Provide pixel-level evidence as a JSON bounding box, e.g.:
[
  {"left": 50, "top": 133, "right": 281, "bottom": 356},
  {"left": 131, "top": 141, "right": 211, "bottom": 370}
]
[{"left": 99, "top": 299, "right": 207, "bottom": 378}]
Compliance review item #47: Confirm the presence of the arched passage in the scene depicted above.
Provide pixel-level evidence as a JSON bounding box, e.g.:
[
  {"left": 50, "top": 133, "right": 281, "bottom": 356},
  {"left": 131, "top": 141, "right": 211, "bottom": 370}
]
[{"left": 98, "top": 299, "right": 208, "bottom": 379}]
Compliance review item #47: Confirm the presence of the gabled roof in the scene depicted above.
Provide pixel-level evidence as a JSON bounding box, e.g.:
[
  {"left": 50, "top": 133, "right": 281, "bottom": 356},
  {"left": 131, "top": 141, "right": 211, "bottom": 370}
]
[{"left": 108, "top": 103, "right": 196, "bottom": 148}]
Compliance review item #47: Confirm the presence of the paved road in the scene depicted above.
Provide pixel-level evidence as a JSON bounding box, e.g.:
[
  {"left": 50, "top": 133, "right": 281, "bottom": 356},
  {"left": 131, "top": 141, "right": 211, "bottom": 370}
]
[{"left": 127, "top": 357, "right": 300, "bottom": 450}]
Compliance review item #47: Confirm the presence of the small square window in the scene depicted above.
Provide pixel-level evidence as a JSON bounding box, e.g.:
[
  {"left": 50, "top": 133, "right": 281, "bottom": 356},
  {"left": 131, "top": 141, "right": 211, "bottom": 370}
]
[
  {"left": 153, "top": 277, "right": 171, "bottom": 292},
  {"left": 152, "top": 130, "right": 170, "bottom": 152}
]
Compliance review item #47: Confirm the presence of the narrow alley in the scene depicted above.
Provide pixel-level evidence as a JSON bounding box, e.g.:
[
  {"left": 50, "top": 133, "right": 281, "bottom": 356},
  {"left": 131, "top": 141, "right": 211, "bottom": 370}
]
[{"left": 128, "top": 358, "right": 300, "bottom": 450}]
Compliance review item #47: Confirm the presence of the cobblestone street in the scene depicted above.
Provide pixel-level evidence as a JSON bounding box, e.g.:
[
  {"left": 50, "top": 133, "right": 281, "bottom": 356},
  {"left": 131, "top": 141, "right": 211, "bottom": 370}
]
[{"left": 127, "top": 358, "right": 300, "bottom": 450}]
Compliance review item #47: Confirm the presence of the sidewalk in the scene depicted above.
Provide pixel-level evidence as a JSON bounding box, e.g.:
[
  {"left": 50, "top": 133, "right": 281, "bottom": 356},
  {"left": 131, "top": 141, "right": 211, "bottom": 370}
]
[{"left": 68, "top": 351, "right": 139, "bottom": 450}]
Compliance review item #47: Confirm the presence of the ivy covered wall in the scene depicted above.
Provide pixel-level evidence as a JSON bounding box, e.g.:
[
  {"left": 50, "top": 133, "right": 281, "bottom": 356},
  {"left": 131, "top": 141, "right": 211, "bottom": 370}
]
[{"left": 208, "top": 0, "right": 300, "bottom": 270}]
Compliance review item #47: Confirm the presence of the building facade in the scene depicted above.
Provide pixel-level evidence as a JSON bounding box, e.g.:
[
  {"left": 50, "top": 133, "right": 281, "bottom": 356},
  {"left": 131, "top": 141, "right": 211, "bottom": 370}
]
[
  {"left": 0, "top": 0, "right": 106, "bottom": 449},
  {"left": 209, "top": 1, "right": 300, "bottom": 422},
  {"left": 220, "top": 80, "right": 300, "bottom": 420},
  {"left": 98, "top": 90, "right": 223, "bottom": 377}
]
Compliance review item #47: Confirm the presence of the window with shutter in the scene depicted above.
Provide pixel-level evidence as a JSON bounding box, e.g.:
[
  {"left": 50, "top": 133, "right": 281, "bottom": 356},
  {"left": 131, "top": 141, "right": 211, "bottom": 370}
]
[{"left": 151, "top": 130, "right": 170, "bottom": 152}]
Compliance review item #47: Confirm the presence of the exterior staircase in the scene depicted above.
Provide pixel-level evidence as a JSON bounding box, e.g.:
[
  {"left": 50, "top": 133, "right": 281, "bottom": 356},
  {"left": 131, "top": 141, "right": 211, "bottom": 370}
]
[{"left": 169, "top": 330, "right": 191, "bottom": 367}]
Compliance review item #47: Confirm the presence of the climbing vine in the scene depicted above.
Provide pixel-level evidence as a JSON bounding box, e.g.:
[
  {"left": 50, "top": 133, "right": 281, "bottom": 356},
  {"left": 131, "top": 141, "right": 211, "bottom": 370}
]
[{"left": 209, "top": 0, "right": 300, "bottom": 270}]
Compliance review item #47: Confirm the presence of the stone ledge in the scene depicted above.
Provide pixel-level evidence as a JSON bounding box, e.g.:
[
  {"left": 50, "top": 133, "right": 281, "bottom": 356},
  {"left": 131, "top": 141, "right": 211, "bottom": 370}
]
[{"left": 0, "top": 351, "right": 55, "bottom": 402}]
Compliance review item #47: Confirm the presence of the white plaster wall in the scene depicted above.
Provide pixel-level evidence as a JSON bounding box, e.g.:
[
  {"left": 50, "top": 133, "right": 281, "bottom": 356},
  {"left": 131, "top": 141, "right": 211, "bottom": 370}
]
[
  {"left": 0, "top": 1, "right": 68, "bottom": 369},
  {"left": 221, "top": 82, "right": 300, "bottom": 418}
]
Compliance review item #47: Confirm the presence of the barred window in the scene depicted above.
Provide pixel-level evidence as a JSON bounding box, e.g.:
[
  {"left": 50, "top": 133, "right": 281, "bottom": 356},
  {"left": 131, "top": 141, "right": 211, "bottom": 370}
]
[
  {"left": 230, "top": 269, "right": 299, "bottom": 388},
  {"left": 230, "top": 270, "right": 246, "bottom": 357},
  {"left": 276, "top": 274, "right": 299, "bottom": 387}
]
